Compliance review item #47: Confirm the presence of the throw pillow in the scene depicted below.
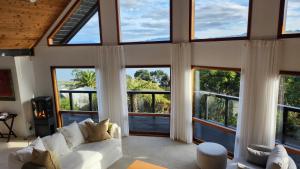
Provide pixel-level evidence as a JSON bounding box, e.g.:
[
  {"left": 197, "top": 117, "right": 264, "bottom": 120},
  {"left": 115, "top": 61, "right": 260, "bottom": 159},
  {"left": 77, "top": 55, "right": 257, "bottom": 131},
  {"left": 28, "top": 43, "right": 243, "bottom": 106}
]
[
  {"left": 247, "top": 145, "right": 271, "bottom": 167},
  {"left": 85, "top": 119, "right": 112, "bottom": 142},
  {"left": 42, "top": 132, "right": 71, "bottom": 157},
  {"left": 78, "top": 118, "right": 94, "bottom": 139},
  {"left": 31, "top": 148, "right": 61, "bottom": 169},
  {"left": 266, "top": 145, "right": 289, "bottom": 169},
  {"left": 57, "top": 122, "right": 84, "bottom": 149},
  {"left": 16, "top": 137, "right": 46, "bottom": 162}
]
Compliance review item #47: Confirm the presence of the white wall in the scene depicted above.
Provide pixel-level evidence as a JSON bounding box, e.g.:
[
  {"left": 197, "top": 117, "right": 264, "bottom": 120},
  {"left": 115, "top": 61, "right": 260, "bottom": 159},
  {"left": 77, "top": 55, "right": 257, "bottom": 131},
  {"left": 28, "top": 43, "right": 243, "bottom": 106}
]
[{"left": 0, "top": 57, "right": 31, "bottom": 137}]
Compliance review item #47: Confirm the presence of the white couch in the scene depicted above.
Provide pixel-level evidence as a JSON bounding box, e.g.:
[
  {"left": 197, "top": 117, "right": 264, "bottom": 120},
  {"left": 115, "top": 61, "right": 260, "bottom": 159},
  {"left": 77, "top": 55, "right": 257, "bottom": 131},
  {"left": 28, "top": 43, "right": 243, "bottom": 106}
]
[{"left": 8, "top": 123, "right": 122, "bottom": 169}]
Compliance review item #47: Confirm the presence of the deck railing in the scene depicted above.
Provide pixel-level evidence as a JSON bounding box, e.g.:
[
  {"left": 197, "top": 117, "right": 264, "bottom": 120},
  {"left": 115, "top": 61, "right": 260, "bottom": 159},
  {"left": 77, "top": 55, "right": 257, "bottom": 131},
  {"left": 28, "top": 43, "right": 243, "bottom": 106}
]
[{"left": 193, "top": 90, "right": 300, "bottom": 160}]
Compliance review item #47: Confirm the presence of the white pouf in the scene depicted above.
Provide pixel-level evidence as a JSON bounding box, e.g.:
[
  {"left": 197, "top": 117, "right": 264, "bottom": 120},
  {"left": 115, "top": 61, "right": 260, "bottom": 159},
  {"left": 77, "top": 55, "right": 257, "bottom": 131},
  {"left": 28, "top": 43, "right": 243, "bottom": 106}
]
[{"left": 196, "top": 142, "right": 227, "bottom": 169}]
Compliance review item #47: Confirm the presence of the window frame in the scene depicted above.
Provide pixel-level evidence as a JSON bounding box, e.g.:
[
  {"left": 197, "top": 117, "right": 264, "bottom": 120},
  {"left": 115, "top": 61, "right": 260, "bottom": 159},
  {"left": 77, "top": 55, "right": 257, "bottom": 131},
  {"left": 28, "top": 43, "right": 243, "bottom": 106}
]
[
  {"left": 50, "top": 66, "right": 98, "bottom": 127},
  {"left": 189, "top": 0, "right": 253, "bottom": 42},
  {"left": 125, "top": 65, "right": 171, "bottom": 136},
  {"left": 47, "top": 0, "right": 103, "bottom": 47},
  {"left": 115, "top": 0, "right": 173, "bottom": 45},
  {"left": 278, "top": 0, "right": 300, "bottom": 39}
]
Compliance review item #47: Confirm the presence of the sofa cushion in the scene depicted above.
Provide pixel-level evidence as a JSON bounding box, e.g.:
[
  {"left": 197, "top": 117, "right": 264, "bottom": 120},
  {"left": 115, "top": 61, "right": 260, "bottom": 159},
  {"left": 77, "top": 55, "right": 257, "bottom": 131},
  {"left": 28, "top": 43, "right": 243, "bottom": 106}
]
[
  {"left": 78, "top": 118, "right": 94, "bottom": 139},
  {"left": 247, "top": 145, "right": 272, "bottom": 167},
  {"left": 16, "top": 137, "right": 46, "bottom": 162},
  {"left": 31, "top": 149, "right": 61, "bottom": 169},
  {"left": 85, "top": 119, "right": 112, "bottom": 142},
  {"left": 266, "top": 145, "right": 289, "bottom": 169},
  {"left": 57, "top": 122, "right": 84, "bottom": 149},
  {"left": 42, "top": 132, "right": 71, "bottom": 157}
]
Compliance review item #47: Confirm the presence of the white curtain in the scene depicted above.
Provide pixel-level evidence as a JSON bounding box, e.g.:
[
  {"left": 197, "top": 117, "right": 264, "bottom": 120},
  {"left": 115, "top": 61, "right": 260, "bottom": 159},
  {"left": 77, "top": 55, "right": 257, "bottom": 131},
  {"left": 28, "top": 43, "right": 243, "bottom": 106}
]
[
  {"left": 234, "top": 40, "right": 280, "bottom": 160},
  {"left": 95, "top": 46, "right": 129, "bottom": 136},
  {"left": 170, "top": 43, "right": 193, "bottom": 143}
]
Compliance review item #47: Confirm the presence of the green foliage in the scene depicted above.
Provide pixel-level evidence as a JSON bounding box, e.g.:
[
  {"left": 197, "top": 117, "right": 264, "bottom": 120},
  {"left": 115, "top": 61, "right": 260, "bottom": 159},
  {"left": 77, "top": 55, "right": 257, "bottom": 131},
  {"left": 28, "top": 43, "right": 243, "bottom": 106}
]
[
  {"left": 281, "top": 76, "right": 300, "bottom": 107},
  {"left": 197, "top": 70, "right": 240, "bottom": 97},
  {"left": 65, "top": 69, "right": 96, "bottom": 89},
  {"left": 60, "top": 96, "right": 70, "bottom": 110},
  {"left": 127, "top": 69, "right": 171, "bottom": 114}
]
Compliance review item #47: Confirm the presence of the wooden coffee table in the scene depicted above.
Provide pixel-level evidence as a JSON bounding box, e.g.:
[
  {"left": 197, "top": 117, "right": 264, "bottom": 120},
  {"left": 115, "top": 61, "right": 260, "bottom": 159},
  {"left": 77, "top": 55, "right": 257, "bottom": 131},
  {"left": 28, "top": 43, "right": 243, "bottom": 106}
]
[{"left": 128, "top": 160, "right": 167, "bottom": 169}]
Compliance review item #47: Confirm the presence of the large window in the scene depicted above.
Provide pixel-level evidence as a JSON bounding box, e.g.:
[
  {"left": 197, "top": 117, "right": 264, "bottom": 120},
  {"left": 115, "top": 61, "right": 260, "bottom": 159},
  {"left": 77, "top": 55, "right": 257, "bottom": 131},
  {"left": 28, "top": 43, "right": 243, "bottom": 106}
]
[
  {"left": 278, "top": 0, "right": 300, "bottom": 37},
  {"left": 193, "top": 67, "right": 241, "bottom": 154},
  {"left": 117, "top": 0, "right": 171, "bottom": 43},
  {"left": 277, "top": 74, "right": 300, "bottom": 148},
  {"left": 191, "top": 0, "right": 251, "bottom": 40},
  {"left": 48, "top": 0, "right": 101, "bottom": 45},
  {"left": 51, "top": 67, "right": 98, "bottom": 127},
  {"left": 126, "top": 67, "right": 171, "bottom": 135}
]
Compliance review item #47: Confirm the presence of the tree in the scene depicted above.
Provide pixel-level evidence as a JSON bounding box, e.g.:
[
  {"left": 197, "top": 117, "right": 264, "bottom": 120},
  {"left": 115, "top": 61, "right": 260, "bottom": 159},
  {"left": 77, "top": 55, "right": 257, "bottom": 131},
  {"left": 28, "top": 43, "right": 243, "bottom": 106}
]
[
  {"left": 66, "top": 69, "right": 96, "bottom": 89},
  {"left": 134, "top": 70, "right": 152, "bottom": 81},
  {"left": 150, "top": 70, "right": 170, "bottom": 89}
]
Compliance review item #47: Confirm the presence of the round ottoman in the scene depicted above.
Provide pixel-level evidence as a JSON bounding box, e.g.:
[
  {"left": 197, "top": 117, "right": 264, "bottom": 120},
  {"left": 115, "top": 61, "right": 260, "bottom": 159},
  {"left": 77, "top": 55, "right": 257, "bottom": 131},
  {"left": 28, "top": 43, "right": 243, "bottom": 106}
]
[{"left": 196, "top": 142, "right": 227, "bottom": 169}]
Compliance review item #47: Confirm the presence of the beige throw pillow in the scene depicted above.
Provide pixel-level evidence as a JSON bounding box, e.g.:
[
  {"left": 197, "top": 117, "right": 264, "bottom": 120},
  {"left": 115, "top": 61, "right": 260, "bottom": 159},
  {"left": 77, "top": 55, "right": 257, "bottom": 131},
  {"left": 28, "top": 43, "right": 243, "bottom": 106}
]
[
  {"left": 31, "top": 148, "right": 61, "bottom": 169},
  {"left": 85, "top": 119, "right": 112, "bottom": 142}
]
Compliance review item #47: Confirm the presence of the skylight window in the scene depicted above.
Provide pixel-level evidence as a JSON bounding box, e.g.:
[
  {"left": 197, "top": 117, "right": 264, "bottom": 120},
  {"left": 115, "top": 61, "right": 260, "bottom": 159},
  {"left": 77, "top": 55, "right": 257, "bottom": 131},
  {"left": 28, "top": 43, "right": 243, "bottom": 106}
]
[
  {"left": 117, "top": 0, "right": 171, "bottom": 43},
  {"left": 68, "top": 12, "right": 101, "bottom": 44},
  {"left": 191, "top": 0, "right": 251, "bottom": 40},
  {"left": 280, "top": 0, "right": 300, "bottom": 35},
  {"left": 48, "top": 0, "right": 101, "bottom": 45}
]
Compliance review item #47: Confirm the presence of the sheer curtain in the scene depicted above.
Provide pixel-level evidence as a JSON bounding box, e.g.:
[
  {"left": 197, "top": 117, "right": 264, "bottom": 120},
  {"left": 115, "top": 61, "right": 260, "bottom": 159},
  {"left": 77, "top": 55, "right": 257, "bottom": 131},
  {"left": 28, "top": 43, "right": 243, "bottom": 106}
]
[
  {"left": 95, "top": 46, "right": 129, "bottom": 136},
  {"left": 170, "top": 43, "right": 193, "bottom": 143},
  {"left": 234, "top": 40, "right": 280, "bottom": 160}
]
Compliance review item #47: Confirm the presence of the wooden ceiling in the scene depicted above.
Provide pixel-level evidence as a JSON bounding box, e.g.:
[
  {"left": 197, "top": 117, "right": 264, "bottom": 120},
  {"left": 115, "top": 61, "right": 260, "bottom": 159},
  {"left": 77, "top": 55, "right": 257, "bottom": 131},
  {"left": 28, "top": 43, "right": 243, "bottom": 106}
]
[{"left": 0, "top": 0, "right": 70, "bottom": 49}]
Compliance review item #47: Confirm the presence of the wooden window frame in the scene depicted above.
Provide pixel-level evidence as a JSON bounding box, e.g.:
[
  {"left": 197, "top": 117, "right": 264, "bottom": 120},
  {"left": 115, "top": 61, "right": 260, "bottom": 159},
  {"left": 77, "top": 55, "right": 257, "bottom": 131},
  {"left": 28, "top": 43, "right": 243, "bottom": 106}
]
[
  {"left": 126, "top": 65, "right": 171, "bottom": 136},
  {"left": 47, "top": 0, "right": 103, "bottom": 47},
  {"left": 189, "top": 0, "right": 253, "bottom": 42},
  {"left": 278, "top": 0, "right": 300, "bottom": 39},
  {"left": 50, "top": 66, "right": 97, "bottom": 127},
  {"left": 115, "top": 0, "right": 173, "bottom": 45}
]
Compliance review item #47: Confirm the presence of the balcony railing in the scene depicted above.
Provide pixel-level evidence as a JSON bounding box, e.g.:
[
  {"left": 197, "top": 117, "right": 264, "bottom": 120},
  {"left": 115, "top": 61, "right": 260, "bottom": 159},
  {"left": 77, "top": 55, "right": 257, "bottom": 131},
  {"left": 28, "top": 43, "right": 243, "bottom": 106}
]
[
  {"left": 193, "top": 90, "right": 300, "bottom": 166},
  {"left": 127, "top": 90, "right": 171, "bottom": 135}
]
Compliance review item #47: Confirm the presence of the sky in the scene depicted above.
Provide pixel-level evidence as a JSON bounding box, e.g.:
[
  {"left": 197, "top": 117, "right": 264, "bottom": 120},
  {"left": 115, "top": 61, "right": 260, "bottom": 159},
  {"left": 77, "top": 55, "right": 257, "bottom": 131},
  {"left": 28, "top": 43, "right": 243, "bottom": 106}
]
[
  {"left": 68, "top": 12, "right": 101, "bottom": 44},
  {"left": 285, "top": 0, "right": 300, "bottom": 33},
  {"left": 66, "top": 0, "right": 300, "bottom": 42}
]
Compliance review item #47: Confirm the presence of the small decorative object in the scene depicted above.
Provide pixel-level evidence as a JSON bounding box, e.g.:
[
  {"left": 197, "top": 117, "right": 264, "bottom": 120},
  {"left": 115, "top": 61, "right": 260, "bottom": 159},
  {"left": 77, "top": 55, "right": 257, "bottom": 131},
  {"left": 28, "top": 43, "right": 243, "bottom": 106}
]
[
  {"left": 0, "top": 69, "right": 15, "bottom": 101},
  {"left": 31, "top": 97, "right": 55, "bottom": 137}
]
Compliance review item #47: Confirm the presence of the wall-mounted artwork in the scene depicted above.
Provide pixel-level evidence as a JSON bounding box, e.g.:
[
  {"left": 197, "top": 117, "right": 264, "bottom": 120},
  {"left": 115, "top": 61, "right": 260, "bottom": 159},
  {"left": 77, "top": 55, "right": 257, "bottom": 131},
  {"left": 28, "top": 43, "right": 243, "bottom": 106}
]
[{"left": 0, "top": 69, "right": 15, "bottom": 101}]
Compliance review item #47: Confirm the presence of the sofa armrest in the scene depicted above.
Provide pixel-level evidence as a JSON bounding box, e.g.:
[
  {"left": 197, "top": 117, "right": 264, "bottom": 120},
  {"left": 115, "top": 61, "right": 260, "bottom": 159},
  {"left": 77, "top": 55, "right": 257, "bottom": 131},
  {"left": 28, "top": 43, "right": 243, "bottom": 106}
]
[{"left": 109, "top": 123, "right": 121, "bottom": 139}]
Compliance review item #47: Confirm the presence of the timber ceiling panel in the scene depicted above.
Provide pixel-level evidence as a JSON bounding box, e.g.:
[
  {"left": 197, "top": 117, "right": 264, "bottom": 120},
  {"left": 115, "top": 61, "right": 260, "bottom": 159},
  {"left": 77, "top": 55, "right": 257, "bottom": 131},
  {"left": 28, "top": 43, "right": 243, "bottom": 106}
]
[{"left": 0, "top": 0, "right": 70, "bottom": 49}]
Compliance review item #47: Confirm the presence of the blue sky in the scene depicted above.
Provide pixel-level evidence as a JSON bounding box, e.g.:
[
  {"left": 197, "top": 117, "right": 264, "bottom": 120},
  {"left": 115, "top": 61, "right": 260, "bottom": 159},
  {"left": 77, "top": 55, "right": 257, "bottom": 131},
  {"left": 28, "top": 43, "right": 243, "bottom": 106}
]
[
  {"left": 67, "top": 0, "right": 300, "bottom": 42},
  {"left": 119, "top": 0, "right": 170, "bottom": 42},
  {"left": 194, "top": 0, "right": 249, "bottom": 39},
  {"left": 68, "top": 12, "right": 101, "bottom": 44},
  {"left": 285, "top": 0, "right": 300, "bottom": 33}
]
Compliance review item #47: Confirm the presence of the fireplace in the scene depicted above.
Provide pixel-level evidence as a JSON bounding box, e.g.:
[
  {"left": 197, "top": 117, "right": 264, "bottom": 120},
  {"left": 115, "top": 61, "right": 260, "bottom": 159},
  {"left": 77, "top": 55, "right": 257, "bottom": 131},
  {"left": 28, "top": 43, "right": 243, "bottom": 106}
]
[{"left": 31, "top": 96, "right": 55, "bottom": 137}]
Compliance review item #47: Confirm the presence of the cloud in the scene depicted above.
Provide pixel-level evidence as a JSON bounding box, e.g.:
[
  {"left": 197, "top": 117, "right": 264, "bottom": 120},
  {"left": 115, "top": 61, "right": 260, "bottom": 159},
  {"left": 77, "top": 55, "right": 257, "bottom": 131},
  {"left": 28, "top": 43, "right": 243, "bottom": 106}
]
[
  {"left": 285, "top": 0, "right": 300, "bottom": 32},
  {"left": 119, "top": 0, "right": 170, "bottom": 42},
  {"left": 194, "top": 0, "right": 249, "bottom": 38}
]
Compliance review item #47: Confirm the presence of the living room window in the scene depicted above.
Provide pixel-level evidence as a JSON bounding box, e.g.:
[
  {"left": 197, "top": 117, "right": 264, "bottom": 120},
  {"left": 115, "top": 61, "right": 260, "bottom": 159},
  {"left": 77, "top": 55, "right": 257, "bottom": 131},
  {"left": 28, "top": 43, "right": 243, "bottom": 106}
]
[
  {"left": 276, "top": 73, "right": 300, "bottom": 150},
  {"left": 48, "top": 0, "right": 102, "bottom": 46},
  {"left": 192, "top": 67, "right": 241, "bottom": 155},
  {"left": 190, "top": 0, "right": 251, "bottom": 41},
  {"left": 278, "top": 0, "right": 300, "bottom": 38},
  {"left": 51, "top": 67, "right": 98, "bottom": 127},
  {"left": 117, "top": 0, "right": 171, "bottom": 44},
  {"left": 126, "top": 66, "right": 171, "bottom": 135}
]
